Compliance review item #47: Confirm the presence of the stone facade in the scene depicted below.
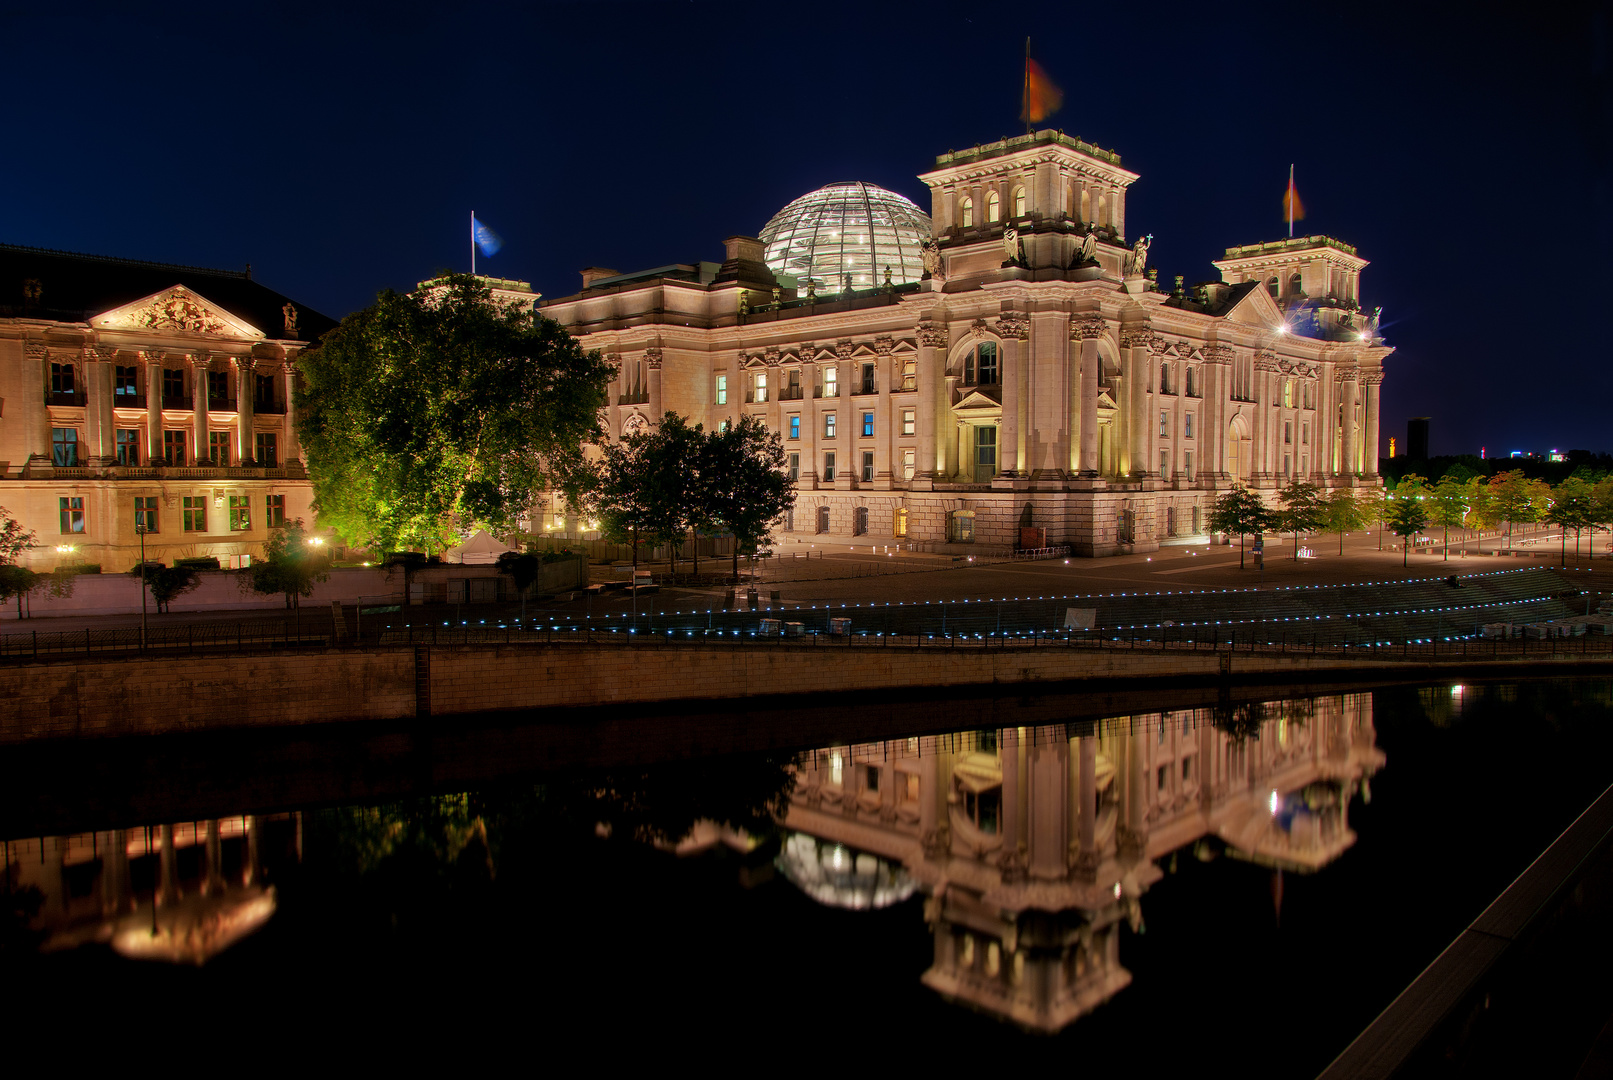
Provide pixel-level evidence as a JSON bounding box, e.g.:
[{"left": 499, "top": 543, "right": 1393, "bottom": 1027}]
[
  {"left": 0, "top": 245, "right": 334, "bottom": 570},
  {"left": 539, "top": 130, "right": 1393, "bottom": 556}
]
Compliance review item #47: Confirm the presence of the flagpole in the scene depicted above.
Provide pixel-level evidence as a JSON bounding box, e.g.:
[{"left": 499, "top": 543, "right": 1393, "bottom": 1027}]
[
  {"left": 1287, "top": 166, "right": 1294, "bottom": 238},
  {"left": 1024, "top": 38, "right": 1032, "bottom": 135},
  {"left": 471, "top": 210, "right": 476, "bottom": 275}
]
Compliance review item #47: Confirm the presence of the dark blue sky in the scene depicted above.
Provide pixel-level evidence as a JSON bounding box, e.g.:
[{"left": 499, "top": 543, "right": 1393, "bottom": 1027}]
[{"left": 3, "top": 1, "right": 1607, "bottom": 457}]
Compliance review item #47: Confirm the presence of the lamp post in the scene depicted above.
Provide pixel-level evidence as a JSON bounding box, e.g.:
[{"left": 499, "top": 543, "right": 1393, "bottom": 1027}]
[{"left": 135, "top": 524, "right": 148, "bottom": 649}]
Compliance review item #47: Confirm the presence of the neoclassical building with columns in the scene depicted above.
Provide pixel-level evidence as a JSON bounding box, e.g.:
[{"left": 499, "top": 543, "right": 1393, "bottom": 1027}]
[
  {"left": 0, "top": 244, "right": 333, "bottom": 570},
  {"left": 541, "top": 129, "right": 1390, "bottom": 556}
]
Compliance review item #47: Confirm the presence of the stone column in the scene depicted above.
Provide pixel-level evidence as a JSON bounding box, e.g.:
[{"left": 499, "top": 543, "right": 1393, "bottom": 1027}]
[
  {"left": 997, "top": 315, "right": 1028, "bottom": 475},
  {"left": 1123, "top": 332, "right": 1156, "bottom": 477},
  {"left": 1028, "top": 739, "right": 1069, "bottom": 880},
  {"left": 233, "top": 357, "right": 256, "bottom": 464},
  {"left": 22, "top": 344, "right": 50, "bottom": 466},
  {"left": 1252, "top": 353, "right": 1277, "bottom": 484},
  {"left": 1074, "top": 317, "right": 1105, "bottom": 476},
  {"left": 1075, "top": 735, "right": 1098, "bottom": 878},
  {"left": 1202, "top": 345, "right": 1231, "bottom": 479},
  {"left": 915, "top": 321, "right": 947, "bottom": 481},
  {"left": 1339, "top": 372, "right": 1359, "bottom": 477},
  {"left": 1362, "top": 371, "right": 1382, "bottom": 478},
  {"left": 999, "top": 727, "right": 1021, "bottom": 871},
  {"left": 282, "top": 356, "right": 302, "bottom": 466},
  {"left": 873, "top": 337, "right": 894, "bottom": 483},
  {"left": 143, "top": 351, "right": 163, "bottom": 464},
  {"left": 85, "top": 346, "right": 116, "bottom": 465},
  {"left": 645, "top": 348, "right": 663, "bottom": 421},
  {"left": 190, "top": 353, "right": 210, "bottom": 465},
  {"left": 204, "top": 819, "right": 224, "bottom": 896},
  {"left": 159, "top": 823, "right": 178, "bottom": 907}
]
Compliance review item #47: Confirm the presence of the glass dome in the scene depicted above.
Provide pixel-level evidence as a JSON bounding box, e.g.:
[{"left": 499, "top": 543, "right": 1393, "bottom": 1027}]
[{"left": 760, "top": 182, "right": 933, "bottom": 290}]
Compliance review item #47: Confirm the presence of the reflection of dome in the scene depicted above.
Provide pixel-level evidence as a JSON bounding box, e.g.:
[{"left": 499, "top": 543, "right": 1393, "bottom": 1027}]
[
  {"left": 777, "top": 832, "right": 917, "bottom": 910},
  {"left": 760, "top": 182, "right": 933, "bottom": 289}
]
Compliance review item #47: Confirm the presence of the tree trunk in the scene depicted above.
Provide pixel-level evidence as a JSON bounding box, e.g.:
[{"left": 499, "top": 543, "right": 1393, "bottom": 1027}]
[
  {"left": 691, "top": 529, "right": 700, "bottom": 577},
  {"left": 1443, "top": 525, "right": 1449, "bottom": 561}
]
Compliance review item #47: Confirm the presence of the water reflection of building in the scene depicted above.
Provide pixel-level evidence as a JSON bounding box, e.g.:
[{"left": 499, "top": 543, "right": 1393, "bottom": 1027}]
[
  {"left": 2, "top": 813, "right": 300, "bottom": 964},
  {"left": 782, "top": 694, "right": 1383, "bottom": 1031}
]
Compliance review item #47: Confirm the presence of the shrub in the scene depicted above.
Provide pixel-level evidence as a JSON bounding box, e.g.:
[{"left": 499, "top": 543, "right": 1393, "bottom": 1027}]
[{"left": 175, "top": 556, "right": 221, "bottom": 570}]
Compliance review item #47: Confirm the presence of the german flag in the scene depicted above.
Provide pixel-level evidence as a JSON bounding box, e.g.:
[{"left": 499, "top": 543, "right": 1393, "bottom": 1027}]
[
  {"left": 1283, "top": 165, "right": 1305, "bottom": 236},
  {"left": 1020, "top": 42, "right": 1063, "bottom": 128}
]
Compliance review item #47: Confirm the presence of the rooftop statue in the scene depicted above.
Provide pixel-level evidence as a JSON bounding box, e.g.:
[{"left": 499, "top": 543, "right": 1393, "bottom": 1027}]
[
  {"left": 920, "top": 238, "right": 945, "bottom": 281},
  {"left": 1076, "top": 228, "right": 1098, "bottom": 266},
  {"left": 1003, "top": 227, "right": 1024, "bottom": 266},
  {"left": 281, "top": 302, "right": 298, "bottom": 338},
  {"left": 1125, "top": 234, "right": 1152, "bottom": 277}
]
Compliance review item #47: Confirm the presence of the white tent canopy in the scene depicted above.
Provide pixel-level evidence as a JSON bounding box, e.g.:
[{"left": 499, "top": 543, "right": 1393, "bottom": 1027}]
[{"left": 444, "top": 529, "right": 515, "bottom": 565}]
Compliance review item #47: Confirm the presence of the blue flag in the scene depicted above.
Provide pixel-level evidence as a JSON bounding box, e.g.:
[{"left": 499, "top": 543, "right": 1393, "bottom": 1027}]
[{"left": 472, "top": 216, "right": 502, "bottom": 257}]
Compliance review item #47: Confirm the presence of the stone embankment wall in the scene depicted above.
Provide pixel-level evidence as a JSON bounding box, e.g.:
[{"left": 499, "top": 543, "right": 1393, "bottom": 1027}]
[{"left": 2, "top": 641, "right": 1607, "bottom": 744}]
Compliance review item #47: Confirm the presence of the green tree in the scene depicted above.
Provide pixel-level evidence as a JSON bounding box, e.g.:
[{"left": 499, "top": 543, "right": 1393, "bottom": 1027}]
[
  {"left": 1385, "top": 482, "right": 1430, "bottom": 567},
  {"left": 1428, "top": 474, "right": 1470, "bottom": 561},
  {"left": 1274, "top": 480, "right": 1326, "bottom": 561},
  {"left": 1464, "top": 477, "right": 1499, "bottom": 555},
  {"left": 495, "top": 549, "right": 542, "bottom": 620},
  {"left": 1594, "top": 477, "right": 1613, "bottom": 559},
  {"left": 247, "top": 518, "right": 330, "bottom": 610},
  {"left": 0, "top": 507, "right": 34, "bottom": 565},
  {"left": 590, "top": 413, "right": 705, "bottom": 576},
  {"left": 296, "top": 273, "right": 613, "bottom": 554},
  {"left": 1320, "top": 489, "right": 1375, "bottom": 556},
  {"left": 702, "top": 415, "right": 794, "bottom": 582},
  {"left": 1546, "top": 477, "right": 1597, "bottom": 566},
  {"left": 1208, "top": 485, "right": 1271, "bottom": 570},
  {"left": 128, "top": 564, "right": 201, "bottom": 614},
  {"left": 1488, "top": 470, "right": 1535, "bottom": 551}
]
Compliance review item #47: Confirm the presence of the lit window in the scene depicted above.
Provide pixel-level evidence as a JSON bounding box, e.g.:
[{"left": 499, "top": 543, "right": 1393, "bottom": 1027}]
[
  {"left": 823, "top": 452, "right": 836, "bottom": 481},
  {"left": 789, "top": 415, "right": 800, "bottom": 440},
  {"left": 823, "top": 366, "right": 837, "bottom": 397},
  {"left": 986, "top": 191, "right": 1000, "bottom": 223},
  {"left": 134, "top": 496, "right": 158, "bottom": 533},
  {"left": 950, "top": 509, "right": 975, "bottom": 543},
  {"left": 266, "top": 494, "right": 285, "bottom": 528},
  {"left": 715, "top": 374, "right": 727, "bottom": 405},
  {"left": 1283, "top": 380, "right": 1294, "bottom": 408},
  {"left": 1012, "top": 186, "right": 1026, "bottom": 218},
  {"left": 1159, "top": 411, "right": 1169, "bottom": 438},
  {"left": 825, "top": 413, "right": 836, "bottom": 438},
  {"left": 58, "top": 496, "right": 84, "bottom": 534},
  {"left": 861, "top": 452, "right": 874, "bottom": 482},
  {"left": 209, "top": 431, "right": 231, "bottom": 466},
  {"left": 182, "top": 496, "right": 206, "bottom": 532},
  {"left": 902, "top": 448, "right": 915, "bottom": 480},
  {"left": 902, "top": 408, "right": 915, "bottom": 436},
  {"left": 116, "top": 429, "right": 140, "bottom": 466},
  {"left": 754, "top": 372, "right": 767, "bottom": 402},
  {"left": 960, "top": 196, "right": 974, "bottom": 227},
  {"left": 895, "top": 507, "right": 908, "bottom": 537},
  {"left": 862, "top": 412, "right": 874, "bottom": 437},
  {"left": 163, "top": 430, "right": 186, "bottom": 466},
  {"left": 51, "top": 427, "right": 79, "bottom": 467},
  {"left": 228, "top": 495, "right": 251, "bottom": 531},
  {"left": 717, "top": 420, "right": 728, "bottom": 434}
]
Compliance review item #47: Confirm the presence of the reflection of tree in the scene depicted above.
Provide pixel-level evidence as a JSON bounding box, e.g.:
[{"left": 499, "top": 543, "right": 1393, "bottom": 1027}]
[
  {"left": 1213, "top": 700, "right": 1267, "bottom": 743},
  {"left": 0, "top": 884, "right": 44, "bottom": 954}
]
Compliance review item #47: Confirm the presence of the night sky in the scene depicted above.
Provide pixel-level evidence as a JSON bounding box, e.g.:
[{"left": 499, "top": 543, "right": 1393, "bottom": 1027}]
[{"left": 3, "top": 1, "right": 1607, "bottom": 458}]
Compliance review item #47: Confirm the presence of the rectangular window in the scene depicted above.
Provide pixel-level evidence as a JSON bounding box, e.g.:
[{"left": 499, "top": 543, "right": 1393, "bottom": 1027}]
[
  {"left": 902, "top": 408, "right": 915, "bottom": 436},
  {"left": 894, "top": 507, "right": 908, "bottom": 538},
  {"left": 786, "top": 368, "right": 801, "bottom": 399},
  {"left": 209, "top": 431, "right": 231, "bottom": 465},
  {"left": 1283, "top": 453, "right": 1292, "bottom": 476},
  {"left": 824, "top": 413, "right": 836, "bottom": 438},
  {"left": 115, "top": 365, "right": 139, "bottom": 399},
  {"left": 862, "top": 412, "right": 874, "bottom": 437},
  {"left": 182, "top": 496, "right": 207, "bottom": 532},
  {"left": 163, "top": 430, "right": 186, "bottom": 466},
  {"left": 754, "top": 372, "right": 767, "bottom": 402},
  {"left": 1284, "top": 420, "right": 1293, "bottom": 445},
  {"left": 58, "top": 496, "right": 84, "bottom": 534},
  {"left": 116, "top": 429, "right": 140, "bottom": 466},
  {"left": 861, "top": 451, "right": 874, "bottom": 482},
  {"left": 860, "top": 363, "right": 875, "bottom": 394},
  {"left": 787, "top": 453, "right": 799, "bottom": 481},
  {"left": 1160, "top": 365, "right": 1171, "bottom": 394},
  {"left": 1302, "top": 421, "right": 1310, "bottom": 445},
  {"left": 50, "top": 362, "right": 75, "bottom": 396},
  {"left": 1160, "top": 451, "right": 1170, "bottom": 478},
  {"left": 716, "top": 420, "right": 728, "bottom": 434},
  {"left": 255, "top": 374, "right": 277, "bottom": 410},
  {"left": 901, "top": 359, "right": 916, "bottom": 390},
  {"left": 1184, "top": 449, "right": 1194, "bottom": 477},
  {"left": 228, "top": 495, "right": 251, "bottom": 531},
  {"left": 1186, "top": 368, "right": 1198, "bottom": 397},
  {"left": 902, "top": 448, "right": 915, "bottom": 480},
  {"left": 715, "top": 374, "right": 727, "bottom": 405},
  {"left": 266, "top": 494, "right": 286, "bottom": 528},
  {"left": 134, "top": 495, "right": 158, "bottom": 533},
  {"left": 788, "top": 415, "right": 800, "bottom": 440},
  {"left": 162, "top": 368, "right": 185, "bottom": 401},
  {"left": 207, "top": 370, "right": 230, "bottom": 404},
  {"left": 255, "top": 432, "right": 278, "bottom": 467},
  {"left": 823, "top": 452, "right": 836, "bottom": 481},
  {"left": 823, "top": 367, "right": 837, "bottom": 398},
  {"left": 1283, "top": 379, "right": 1294, "bottom": 408},
  {"left": 1184, "top": 413, "right": 1195, "bottom": 439},
  {"left": 1159, "top": 410, "right": 1169, "bottom": 438},
  {"left": 51, "top": 427, "right": 79, "bottom": 467}
]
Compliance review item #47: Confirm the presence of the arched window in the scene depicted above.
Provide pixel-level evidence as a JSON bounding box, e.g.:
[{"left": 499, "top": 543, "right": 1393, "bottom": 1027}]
[
  {"left": 960, "top": 196, "right": 974, "bottom": 228},
  {"left": 1079, "top": 189, "right": 1090, "bottom": 224},
  {"left": 1266, "top": 276, "right": 1279, "bottom": 298},
  {"left": 816, "top": 505, "right": 830, "bottom": 534},
  {"left": 986, "top": 191, "right": 1001, "bottom": 223},
  {"left": 894, "top": 507, "right": 908, "bottom": 538},
  {"left": 853, "top": 506, "right": 868, "bottom": 535},
  {"left": 949, "top": 510, "right": 975, "bottom": 543},
  {"left": 962, "top": 341, "right": 998, "bottom": 387},
  {"left": 1012, "top": 186, "right": 1026, "bottom": 218},
  {"left": 1288, "top": 272, "right": 1303, "bottom": 297}
]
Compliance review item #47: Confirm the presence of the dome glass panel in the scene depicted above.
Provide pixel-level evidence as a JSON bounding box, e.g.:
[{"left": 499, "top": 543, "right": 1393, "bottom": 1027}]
[{"left": 759, "top": 182, "right": 934, "bottom": 290}]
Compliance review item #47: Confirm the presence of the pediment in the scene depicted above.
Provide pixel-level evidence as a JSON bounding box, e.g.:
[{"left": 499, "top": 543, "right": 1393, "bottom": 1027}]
[
  {"left": 954, "top": 385, "right": 1003, "bottom": 411},
  {"left": 92, "top": 285, "right": 264, "bottom": 340},
  {"left": 1222, "top": 284, "right": 1287, "bottom": 330},
  {"left": 1097, "top": 388, "right": 1119, "bottom": 411}
]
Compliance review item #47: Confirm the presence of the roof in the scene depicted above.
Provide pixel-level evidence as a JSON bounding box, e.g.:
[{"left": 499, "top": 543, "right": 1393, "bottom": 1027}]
[{"left": 0, "top": 243, "right": 338, "bottom": 341}]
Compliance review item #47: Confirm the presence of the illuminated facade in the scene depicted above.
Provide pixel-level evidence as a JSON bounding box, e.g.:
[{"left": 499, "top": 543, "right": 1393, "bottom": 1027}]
[
  {"left": 0, "top": 245, "right": 333, "bottom": 570},
  {"left": 541, "top": 130, "right": 1393, "bottom": 555},
  {"left": 782, "top": 693, "right": 1383, "bottom": 1030}
]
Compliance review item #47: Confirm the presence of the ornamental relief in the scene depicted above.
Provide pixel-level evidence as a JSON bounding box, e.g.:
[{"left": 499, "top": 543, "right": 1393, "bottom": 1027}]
[
  {"left": 643, "top": 347, "right": 663, "bottom": 370},
  {"left": 128, "top": 290, "right": 228, "bottom": 335},
  {"left": 1070, "top": 315, "right": 1108, "bottom": 340},
  {"left": 1199, "top": 344, "right": 1234, "bottom": 365},
  {"left": 995, "top": 315, "right": 1029, "bottom": 341},
  {"left": 916, "top": 321, "right": 949, "bottom": 348}
]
